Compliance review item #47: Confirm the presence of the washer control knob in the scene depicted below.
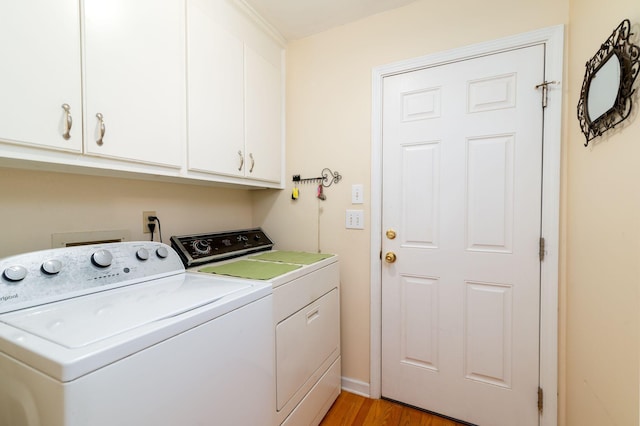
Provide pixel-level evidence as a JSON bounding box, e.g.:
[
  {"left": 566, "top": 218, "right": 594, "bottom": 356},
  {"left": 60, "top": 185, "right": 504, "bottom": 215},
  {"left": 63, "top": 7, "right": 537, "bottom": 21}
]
[
  {"left": 3, "top": 265, "right": 27, "bottom": 282},
  {"left": 42, "top": 259, "right": 62, "bottom": 275},
  {"left": 92, "top": 250, "right": 113, "bottom": 268},
  {"left": 136, "top": 248, "right": 150, "bottom": 261},
  {"left": 156, "top": 246, "right": 169, "bottom": 259}
]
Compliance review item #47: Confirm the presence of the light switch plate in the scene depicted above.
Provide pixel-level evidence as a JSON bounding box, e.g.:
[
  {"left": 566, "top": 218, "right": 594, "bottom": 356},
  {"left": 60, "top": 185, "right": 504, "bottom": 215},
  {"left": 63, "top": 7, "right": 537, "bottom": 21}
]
[
  {"left": 346, "top": 209, "right": 364, "bottom": 229},
  {"left": 352, "top": 184, "right": 364, "bottom": 204}
]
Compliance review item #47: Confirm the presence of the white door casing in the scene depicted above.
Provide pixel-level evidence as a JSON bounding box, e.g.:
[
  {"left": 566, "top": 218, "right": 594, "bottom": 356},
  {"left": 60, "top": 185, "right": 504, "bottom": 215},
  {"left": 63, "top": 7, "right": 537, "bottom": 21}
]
[
  {"left": 381, "top": 45, "right": 543, "bottom": 425},
  {"left": 370, "top": 25, "right": 563, "bottom": 426}
]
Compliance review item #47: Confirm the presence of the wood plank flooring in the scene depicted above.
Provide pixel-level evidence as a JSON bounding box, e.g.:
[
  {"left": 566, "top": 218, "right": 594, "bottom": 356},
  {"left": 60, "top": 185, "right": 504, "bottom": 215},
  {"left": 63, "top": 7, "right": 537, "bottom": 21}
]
[{"left": 320, "top": 391, "right": 466, "bottom": 426}]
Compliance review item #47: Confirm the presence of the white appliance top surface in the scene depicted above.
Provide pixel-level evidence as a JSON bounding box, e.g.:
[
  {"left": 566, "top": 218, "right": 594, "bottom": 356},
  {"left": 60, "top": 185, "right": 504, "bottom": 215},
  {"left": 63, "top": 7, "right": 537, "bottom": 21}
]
[
  {"left": 0, "top": 273, "right": 271, "bottom": 382},
  {"left": 188, "top": 251, "right": 339, "bottom": 288},
  {"left": 1, "top": 273, "right": 252, "bottom": 348}
]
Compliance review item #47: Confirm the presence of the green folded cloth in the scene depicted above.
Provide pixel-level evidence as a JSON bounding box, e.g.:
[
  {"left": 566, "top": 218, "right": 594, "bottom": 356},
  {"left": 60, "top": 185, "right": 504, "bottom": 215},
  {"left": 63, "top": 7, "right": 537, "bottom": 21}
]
[
  {"left": 198, "top": 260, "right": 301, "bottom": 280},
  {"left": 249, "top": 251, "right": 334, "bottom": 265}
]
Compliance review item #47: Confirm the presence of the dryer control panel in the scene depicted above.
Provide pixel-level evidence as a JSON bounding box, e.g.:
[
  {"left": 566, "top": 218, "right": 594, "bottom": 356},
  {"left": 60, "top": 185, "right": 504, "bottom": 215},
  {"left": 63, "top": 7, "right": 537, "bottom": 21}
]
[{"left": 170, "top": 228, "right": 274, "bottom": 268}]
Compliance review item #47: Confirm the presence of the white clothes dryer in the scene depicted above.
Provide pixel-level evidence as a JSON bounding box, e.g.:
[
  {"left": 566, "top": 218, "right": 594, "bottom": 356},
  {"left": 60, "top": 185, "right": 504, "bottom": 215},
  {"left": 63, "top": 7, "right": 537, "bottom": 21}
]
[{"left": 171, "top": 228, "right": 341, "bottom": 426}]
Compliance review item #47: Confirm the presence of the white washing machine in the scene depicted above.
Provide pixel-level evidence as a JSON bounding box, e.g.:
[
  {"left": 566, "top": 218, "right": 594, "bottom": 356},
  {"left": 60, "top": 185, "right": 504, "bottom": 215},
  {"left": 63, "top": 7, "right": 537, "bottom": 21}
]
[
  {"left": 171, "top": 228, "right": 341, "bottom": 426},
  {"left": 0, "top": 241, "right": 274, "bottom": 426}
]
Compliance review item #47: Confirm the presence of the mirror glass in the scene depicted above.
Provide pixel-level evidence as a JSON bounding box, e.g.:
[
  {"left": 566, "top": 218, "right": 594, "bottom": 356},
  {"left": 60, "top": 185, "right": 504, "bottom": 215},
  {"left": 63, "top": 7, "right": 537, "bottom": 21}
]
[{"left": 587, "top": 52, "right": 621, "bottom": 122}]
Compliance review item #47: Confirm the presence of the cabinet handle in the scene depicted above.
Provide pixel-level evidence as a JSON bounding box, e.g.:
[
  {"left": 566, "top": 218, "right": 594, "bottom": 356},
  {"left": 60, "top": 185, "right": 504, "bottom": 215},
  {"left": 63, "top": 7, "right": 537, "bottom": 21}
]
[
  {"left": 61, "top": 104, "right": 72, "bottom": 140},
  {"left": 249, "top": 153, "right": 255, "bottom": 173},
  {"left": 96, "top": 113, "right": 105, "bottom": 146},
  {"left": 237, "top": 150, "right": 244, "bottom": 171}
]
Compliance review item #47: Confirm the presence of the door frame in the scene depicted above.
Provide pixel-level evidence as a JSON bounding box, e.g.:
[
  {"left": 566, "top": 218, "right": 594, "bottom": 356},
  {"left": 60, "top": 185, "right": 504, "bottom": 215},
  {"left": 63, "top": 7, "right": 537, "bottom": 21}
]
[{"left": 370, "top": 25, "right": 563, "bottom": 426}]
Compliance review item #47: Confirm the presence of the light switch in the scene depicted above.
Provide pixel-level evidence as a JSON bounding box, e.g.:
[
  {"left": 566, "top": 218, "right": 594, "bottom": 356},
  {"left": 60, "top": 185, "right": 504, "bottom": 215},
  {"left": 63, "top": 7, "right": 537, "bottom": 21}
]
[
  {"left": 346, "top": 210, "right": 364, "bottom": 229},
  {"left": 352, "top": 184, "right": 364, "bottom": 204}
]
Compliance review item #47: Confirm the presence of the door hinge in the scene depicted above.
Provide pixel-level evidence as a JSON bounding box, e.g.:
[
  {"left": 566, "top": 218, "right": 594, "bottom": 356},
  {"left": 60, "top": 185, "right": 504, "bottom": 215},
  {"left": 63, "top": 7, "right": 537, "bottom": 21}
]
[
  {"left": 538, "top": 386, "right": 544, "bottom": 413},
  {"left": 535, "top": 81, "right": 559, "bottom": 108},
  {"left": 539, "top": 237, "right": 545, "bottom": 261}
]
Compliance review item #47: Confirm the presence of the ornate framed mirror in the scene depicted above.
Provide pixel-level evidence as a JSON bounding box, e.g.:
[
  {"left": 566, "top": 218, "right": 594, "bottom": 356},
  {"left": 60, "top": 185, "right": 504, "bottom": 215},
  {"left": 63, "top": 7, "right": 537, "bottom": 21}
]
[{"left": 577, "top": 19, "right": 640, "bottom": 146}]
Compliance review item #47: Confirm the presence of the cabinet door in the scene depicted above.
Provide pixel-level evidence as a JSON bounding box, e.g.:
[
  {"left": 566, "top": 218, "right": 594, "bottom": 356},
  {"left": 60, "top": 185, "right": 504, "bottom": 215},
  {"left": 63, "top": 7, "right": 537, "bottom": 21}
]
[
  {"left": 0, "top": 0, "right": 82, "bottom": 152},
  {"left": 245, "top": 47, "right": 283, "bottom": 183},
  {"left": 187, "top": 0, "right": 244, "bottom": 177},
  {"left": 83, "top": 0, "right": 185, "bottom": 167}
]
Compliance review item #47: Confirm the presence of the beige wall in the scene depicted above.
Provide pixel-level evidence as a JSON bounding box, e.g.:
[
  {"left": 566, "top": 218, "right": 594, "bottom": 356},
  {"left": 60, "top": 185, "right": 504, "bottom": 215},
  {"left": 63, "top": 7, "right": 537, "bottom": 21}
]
[
  {"left": 255, "top": 0, "right": 640, "bottom": 425},
  {"left": 252, "top": 0, "right": 570, "bottom": 409},
  {"left": 0, "top": 167, "right": 253, "bottom": 257},
  {"left": 565, "top": 1, "right": 640, "bottom": 425}
]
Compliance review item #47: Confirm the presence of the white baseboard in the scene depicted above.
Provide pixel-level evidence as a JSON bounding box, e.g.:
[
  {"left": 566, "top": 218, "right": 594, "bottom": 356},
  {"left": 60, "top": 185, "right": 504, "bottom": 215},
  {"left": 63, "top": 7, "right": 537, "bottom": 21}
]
[{"left": 341, "top": 376, "right": 370, "bottom": 398}]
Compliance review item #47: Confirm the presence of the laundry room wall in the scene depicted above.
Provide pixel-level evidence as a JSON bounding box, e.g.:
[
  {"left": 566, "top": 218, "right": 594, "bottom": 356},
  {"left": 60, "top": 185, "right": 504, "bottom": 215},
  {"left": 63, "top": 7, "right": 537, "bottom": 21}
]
[
  {"left": 251, "top": 0, "right": 571, "bottom": 416},
  {"left": 565, "top": 0, "right": 640, "bottom": 425},
  {"left": 254, "top": 0, "right": 640, "bottom": 423},
  {"left": 0, "top": 168, "right": 253, "bottom": 258}
]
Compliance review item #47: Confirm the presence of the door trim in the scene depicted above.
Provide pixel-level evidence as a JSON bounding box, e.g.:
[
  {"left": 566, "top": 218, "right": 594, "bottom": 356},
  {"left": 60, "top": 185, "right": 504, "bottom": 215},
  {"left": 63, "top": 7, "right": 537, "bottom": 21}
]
[{"left": 370, "top": 25, "right": 564, "bottom": 426}]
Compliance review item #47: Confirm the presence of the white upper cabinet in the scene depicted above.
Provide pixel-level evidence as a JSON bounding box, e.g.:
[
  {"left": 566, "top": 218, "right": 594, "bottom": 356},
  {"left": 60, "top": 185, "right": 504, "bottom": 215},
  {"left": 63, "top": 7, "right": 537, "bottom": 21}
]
[
  {"left": 187, "top": 1, "right": 245, "bottom": 176},
  {"left": 245, "top": 45, "right": 282, "bottom": 182},
  {"left": 83, "top": 0, "right": 186, "bottom": 167},
  {"left": 0, "top": 0, "right": 82, "bottom": 152},
  {"left": 0, "top": 0, "right": 282, "bottom": 187},
  {"left": 186, "top": 0, "right": 284, "bottom": 184}
]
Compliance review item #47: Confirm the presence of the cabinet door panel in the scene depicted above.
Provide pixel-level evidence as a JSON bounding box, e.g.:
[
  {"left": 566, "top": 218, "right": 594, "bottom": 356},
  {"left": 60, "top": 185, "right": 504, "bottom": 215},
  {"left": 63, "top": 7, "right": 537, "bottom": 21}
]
[
  {"left": 0, "top": 0, "right": 82, "bottom": 152},
  {"left": 83, "top": 0, "right": 185, "bottom": 167},
  {"left": 187, "top": 0, "right": 244, "bottom": 176},
  {"left": 245, "top": 47, "right": 282, "bottom": 183}
]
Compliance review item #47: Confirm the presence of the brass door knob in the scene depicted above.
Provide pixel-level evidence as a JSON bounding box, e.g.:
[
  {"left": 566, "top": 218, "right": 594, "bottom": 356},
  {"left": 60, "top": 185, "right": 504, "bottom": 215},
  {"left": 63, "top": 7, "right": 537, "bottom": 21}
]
[
  {"left": 386, "top": 229, "right": 396, "bottom": 239},
  {"left": 384, "top": 252, "right": 397, "bottom": 263}
]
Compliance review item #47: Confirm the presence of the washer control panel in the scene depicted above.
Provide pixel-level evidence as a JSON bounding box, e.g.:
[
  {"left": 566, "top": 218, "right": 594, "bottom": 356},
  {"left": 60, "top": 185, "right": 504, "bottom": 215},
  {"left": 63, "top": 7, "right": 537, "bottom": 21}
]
[
  {"left": 170, "top": 228, "right": 274, "bottom": 267},
  {"left": 0, "top": 242, "right": 184, "bottom": 314}
]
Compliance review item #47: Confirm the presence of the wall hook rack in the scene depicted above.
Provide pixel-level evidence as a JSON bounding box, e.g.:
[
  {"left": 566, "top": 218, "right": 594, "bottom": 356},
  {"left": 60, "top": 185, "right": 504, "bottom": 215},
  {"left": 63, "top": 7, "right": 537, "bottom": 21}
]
[{"left": 292, "top": 168, "right": 342, "bottom": 188}]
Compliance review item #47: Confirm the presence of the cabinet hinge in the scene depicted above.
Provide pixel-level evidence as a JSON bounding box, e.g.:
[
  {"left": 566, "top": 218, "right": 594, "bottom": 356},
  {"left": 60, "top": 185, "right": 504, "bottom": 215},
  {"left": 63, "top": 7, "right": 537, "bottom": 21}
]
[
  {"left": 538, "top": 386, "right": 544, "bottom": 413},
  {"left": 539, "top": 237, "right": 545, "bottom": 261},
  {"left": 535, "top": 81, "right": 559, "bottom": 108}
]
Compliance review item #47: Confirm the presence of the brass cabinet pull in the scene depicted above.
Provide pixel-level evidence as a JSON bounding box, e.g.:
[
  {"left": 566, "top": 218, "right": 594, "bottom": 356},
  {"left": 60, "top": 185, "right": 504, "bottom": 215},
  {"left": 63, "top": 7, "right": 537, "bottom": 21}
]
[
  {"left": 238, "top": 150, "right": 244, "bottom": 171},
  {"left": 249, "top": 153, "right": 255, "bottom": 173},
  {"left": 384, "top": 252, "right": 397, "bottom": 263},
  {"left": 96, "top": 113, "right": 105, "bottom": 146},
  {"left": 61, "top": 104, "right": 72, "bottom": 140}
]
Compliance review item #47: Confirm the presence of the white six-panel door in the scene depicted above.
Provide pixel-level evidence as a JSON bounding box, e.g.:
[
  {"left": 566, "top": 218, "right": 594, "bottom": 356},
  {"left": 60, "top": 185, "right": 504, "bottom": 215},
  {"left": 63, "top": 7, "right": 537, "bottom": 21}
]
[{"left": 381, "top": 45, "right": 545, "bottom": 425}]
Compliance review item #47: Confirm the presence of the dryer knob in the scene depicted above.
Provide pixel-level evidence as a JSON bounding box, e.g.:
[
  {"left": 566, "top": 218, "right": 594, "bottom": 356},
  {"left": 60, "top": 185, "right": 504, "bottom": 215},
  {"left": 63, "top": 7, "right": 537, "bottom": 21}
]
[
  {"left": 136, "top": 248, "right": 150, "bottom": 261},
  {"left": 156, "top": 246, "right": 169, "bottom": 259},
  {"left": 42, "top": 259, "right": 62, "bottom": 275},
  {"left": 193, "top": 239, "right": 211, "bottom": 255},
  {"left": 3, "top": 265, "right": 27, "bottom": 282},
  {"left": 92, "top": 250, "right": 113, "bottom": 268}
]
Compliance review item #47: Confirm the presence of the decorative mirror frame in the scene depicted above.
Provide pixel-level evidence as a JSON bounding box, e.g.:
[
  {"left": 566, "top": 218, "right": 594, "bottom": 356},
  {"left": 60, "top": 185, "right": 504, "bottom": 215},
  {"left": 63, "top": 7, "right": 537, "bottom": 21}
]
[{"left": 577, "top": 19, "right": 640, "bottom": 146}]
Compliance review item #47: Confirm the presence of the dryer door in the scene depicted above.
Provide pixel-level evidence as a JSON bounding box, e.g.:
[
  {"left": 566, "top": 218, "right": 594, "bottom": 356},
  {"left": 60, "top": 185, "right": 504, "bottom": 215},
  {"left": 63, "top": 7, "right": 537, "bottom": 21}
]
[{"left": 276, "top": 288, "right": 340, "bottom": 411}]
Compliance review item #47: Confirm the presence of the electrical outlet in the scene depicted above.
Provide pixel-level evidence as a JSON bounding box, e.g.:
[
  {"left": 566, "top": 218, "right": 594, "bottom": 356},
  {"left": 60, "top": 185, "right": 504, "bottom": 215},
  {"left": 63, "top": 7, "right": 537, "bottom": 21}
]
[
  {"left": 346, "top": 209, "right": 364, "bottom": 229},
  {"left": 142, "top": 211, "right": 156, "bottom": 233}
]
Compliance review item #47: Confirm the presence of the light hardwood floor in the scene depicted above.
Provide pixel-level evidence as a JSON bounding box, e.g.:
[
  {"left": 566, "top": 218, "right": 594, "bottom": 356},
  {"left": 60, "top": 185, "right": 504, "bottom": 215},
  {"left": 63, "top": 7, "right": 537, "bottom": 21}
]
[{"left": 320, "top": 391, "right": 467, "bottom": 426}]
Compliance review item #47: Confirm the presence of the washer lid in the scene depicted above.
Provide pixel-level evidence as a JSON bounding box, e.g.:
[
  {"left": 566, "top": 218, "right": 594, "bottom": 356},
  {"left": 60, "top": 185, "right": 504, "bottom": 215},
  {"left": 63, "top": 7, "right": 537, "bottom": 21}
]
[{"left": 0, "top": 273, "right": 252, "bottom": 348}]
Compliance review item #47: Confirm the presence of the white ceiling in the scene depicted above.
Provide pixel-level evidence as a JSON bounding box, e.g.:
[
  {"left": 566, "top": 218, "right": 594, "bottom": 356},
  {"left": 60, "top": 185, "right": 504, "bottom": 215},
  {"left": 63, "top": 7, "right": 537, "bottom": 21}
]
[{"left": 243, "top": 0, "right": 419, "bottom": 40}]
